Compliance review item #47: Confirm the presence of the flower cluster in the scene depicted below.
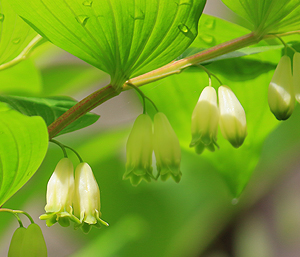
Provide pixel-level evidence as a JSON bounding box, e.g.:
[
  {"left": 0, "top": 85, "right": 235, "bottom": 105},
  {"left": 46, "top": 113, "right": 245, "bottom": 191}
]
[
  {"left": 268, "top": 52, "right": 300, "bottom": 120},
  {"left": 124, "top": 112, "right": 181, "bottom": 185},
  {"left": 190, "top": 85, "right": 247, "bottom": 154},
  {"left": 40, "top": 158, "right": 108, "bottom": 233}
]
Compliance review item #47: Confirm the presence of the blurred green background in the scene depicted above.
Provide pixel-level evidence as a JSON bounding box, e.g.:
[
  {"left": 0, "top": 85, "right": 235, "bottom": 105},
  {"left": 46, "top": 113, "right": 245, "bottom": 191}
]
[{"left": 1, "top": 0, "right": 300, "bottom": 256}]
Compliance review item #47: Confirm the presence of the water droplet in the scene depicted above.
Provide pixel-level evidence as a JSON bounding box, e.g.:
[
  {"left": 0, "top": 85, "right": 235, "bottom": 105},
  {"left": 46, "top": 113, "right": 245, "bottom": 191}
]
[
  {"left": 201, "top": 34, "right": 215, "bottom": 44},
  {"left": 12, "top": 38, "right": 21, "bottom": 44},
  {"left": 231, "top": 198, "right": 239, "bottom": 205},
  {"left": 178, "top": 23, "right": 189, "bottom": 33},
  {"left": 76, "top": 15, "right": 89, "bottom": 26},
  {"left": 179, "top": 0, "right": 192, "bottom": 5},
  {"left": 130, "top": 7, "right": 145, "bottom": 21},
  {"left": 204, "top": 18, "right": 215, "bottom": 30},
  {"left": 82, "top": 0, "right": 93, "bottom": 7},
  {"left": 0, "top": 14, "right": 4, "bottom": 22}
]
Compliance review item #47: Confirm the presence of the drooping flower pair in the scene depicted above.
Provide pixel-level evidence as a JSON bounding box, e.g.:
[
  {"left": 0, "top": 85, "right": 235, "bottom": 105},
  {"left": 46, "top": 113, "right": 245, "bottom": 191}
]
[
  {"left": 124, "top": 112, "right": 182, "bottom": 185},
  {"left": 40, "top": 158, "right": 108, "bottom": 233},
  {"left": 268, "top": 52, "right": 300, "bottom": 120},
  {"left": 8, "top": 223, "right": 47, "bottom": 257},
  {"left": 190, "top": 85, "right": 247, "bottom": 154}
]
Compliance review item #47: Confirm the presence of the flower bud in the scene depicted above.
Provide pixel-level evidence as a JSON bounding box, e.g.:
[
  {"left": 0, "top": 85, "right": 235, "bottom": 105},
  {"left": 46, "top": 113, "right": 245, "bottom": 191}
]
[
  {"left": 40, "top": 158, "right": 74, "bottom": 227},
  {"left": 153, "top": 112, "right": 182, "bottom": 182},
  {"left": 21, "top": 224, "right": 47, "bottom": 257},
  {"left": 293, "top": 52, "right": 300, "bottom": 103},
  {"left": 268, "top": 55, "right": 294, "bottom": 120},
  {"left": 8, "top": 227, "right": 26, "bottom": 257},
  {"left": 218, "top": 86, "right": 247, "bottom": 148},
  {"left": 124, "top": 114, "right": 154, "bottom": 186},
  {"left": 9, "top": 224, "right": 47, "bottom": 257},
  {"left": 190, "top": 86, "right": 219, "bottom": 154},
  {"left": 74, "top": 162, "right": 108, "bottom": 232}
]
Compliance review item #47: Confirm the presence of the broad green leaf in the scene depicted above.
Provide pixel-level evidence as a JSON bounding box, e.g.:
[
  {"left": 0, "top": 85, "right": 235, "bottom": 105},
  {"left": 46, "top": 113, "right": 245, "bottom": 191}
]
[
  {"left": 221, "top": 0, "right": 300, "bottom": 34},
  {"left": 0, "top": 95, "right": 100, "bottom": 136},
  {"left": 0, "top": 0, "right": 37, "bottom": 65},
  {"left": 0, "top": 108, "right": 48, "bottom": 206},
  {"left": 141, "top": 47, "right": 280, "bottom": 196},
  {"left": 0, "top": 59, "right": 42, "bottom": 95},
  {"left": 9, "top": 0, "right": 206, "bottom": 86}
]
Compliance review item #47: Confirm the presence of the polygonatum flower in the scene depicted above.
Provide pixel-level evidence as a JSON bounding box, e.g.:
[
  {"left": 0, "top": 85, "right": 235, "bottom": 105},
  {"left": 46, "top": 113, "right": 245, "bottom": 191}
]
[
  {"left": 124, "top": 114, "right": 155, "bottom": 186},
  {"left": 190, "top": 86, "right": 219, "bottom": 154},
  {"left": 153, "top": 112, "right": 182, "bottom": 182},
  {"left": 73, "top": 162, "right": 108, "bottom": 233},
  {"left": 8, "top": 224, "right": 47, "bottom": 257},
  {"left": 293, "top": 52, "right": 300, "bottom": 103},
  {"left": 218, "top": 85, "right": 247, "bottom": 148},
  {"left": 268, "top": 55, "right": 294, "bottom": 120},
  {"left": 40, "top": 158, "right": 75, "bottom": 227}
]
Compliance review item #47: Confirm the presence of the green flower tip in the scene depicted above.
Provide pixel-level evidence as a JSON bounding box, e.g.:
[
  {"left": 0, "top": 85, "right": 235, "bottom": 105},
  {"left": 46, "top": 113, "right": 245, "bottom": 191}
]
[{"left": 268, "top": 55, "right": 295, "bottom": 120}]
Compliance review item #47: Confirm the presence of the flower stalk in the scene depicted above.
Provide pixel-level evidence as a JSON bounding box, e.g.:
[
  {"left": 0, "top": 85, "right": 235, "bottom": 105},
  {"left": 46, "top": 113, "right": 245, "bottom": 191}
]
[{"left": 47, "top": 32, "right": 285, "bottom": 138}]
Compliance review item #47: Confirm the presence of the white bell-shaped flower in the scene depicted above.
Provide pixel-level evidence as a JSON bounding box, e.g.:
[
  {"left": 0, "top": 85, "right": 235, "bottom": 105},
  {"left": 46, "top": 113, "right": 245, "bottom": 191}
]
[
  {"left": 218, "top": 86, "right": 247, "bottom": 148},
  {"left": 124, "top": 114, "right": 154, "bottom": 185},
  {"left": 40, "top": 158, "right": 74, "bottom": 227},
  {"left": 153, "top": 112, "right": 182, "bottom": 182},
  {"left": 190, "top": 86, "right": 219, "bottom": 154},
  {"left": 73, "top": 162, "right": 108, "bottom": 232},
  {"left": 268, "top": 55, "right": 294, "bottom": 120}
]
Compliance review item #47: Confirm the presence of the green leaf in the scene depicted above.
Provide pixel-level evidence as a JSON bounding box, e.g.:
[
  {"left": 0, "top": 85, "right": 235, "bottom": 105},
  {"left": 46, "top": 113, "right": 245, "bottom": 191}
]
[
  {"left": 0, "top": 95, "right": 100, "bottom": 136},
  {"left": 221, "top": 0, "right": 300, "bottom": 34},
  {"left": 0, "top": 108, "right": 48, "bottom": 206},
  {"left": 9, "top": 0, "right": 206, "bottom": 86},
  {"left": 0, "top": 59, "right": 42, "bottom": 95},
  {"left": 141, "top": 48, "right": 280, "bottom": 197},
  {"left": 0, "top": 0, "right": 37, "bottom": 65}
]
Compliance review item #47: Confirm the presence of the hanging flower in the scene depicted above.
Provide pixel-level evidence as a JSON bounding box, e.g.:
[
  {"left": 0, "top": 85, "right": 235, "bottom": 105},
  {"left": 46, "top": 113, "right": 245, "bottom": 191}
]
[
  {"left": 293, "top": 52, "right": 300, "bottom": 103},
  {"left": 124, "top": 114, "right": 155, "bottom": 186},
  {"left": 9, "top": 224, "right": 47, "bottom": 257},
  {"left": 153, "top": 112, "right": 182, "bottom": 182},
  {"left": 190, "top": 86, "right": 219, "bottom": 154},
  {"left": 39, "top": 158, "right": 75, "bottom": 227},
  {"left": 73, "top": 162, "right": 108, "bottom": 233},
  {"left": 218, "top": 85, "right": 247, "bottom": 148},
  {"left": 268, "top": 55, "right": 294, "bottom": 120}
]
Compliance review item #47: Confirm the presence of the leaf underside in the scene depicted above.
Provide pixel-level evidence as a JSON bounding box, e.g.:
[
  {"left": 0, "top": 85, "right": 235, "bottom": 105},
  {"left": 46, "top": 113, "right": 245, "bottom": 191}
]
[{"left": 9, "top": 0, "right": 206, "bottom": 85}]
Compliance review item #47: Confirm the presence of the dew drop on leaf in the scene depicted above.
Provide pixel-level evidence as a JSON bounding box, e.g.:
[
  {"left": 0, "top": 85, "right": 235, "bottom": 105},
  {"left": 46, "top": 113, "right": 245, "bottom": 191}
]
[
  {"left": 179, "top": 0, "right": 192, "bottom": 6},
  {"left": 132, "top": 8, "right": 145, "bottom": 21},
  {"left": 201, "top": 34, "right": 215, "bottom": 44},
  {"left": 12, "top": 38, "right": 21, "bottom": 44},
  {"left": 82, "top": 1, "right": 93, "bottom": 7},
  {"left": 178, "top": 23, "right": 189, "bottom": 33},
  {"left": 0, "top": 14, "right": 4, "bottom": 22},
  {"left": 204, "top": 18, "right": 215, "bottom": 30},
  {"left": 76, "top": 15, "right": 89, "bottom": 26},
  {"left": 231, "top": 198, "right": 239, "bottom": 205}
]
